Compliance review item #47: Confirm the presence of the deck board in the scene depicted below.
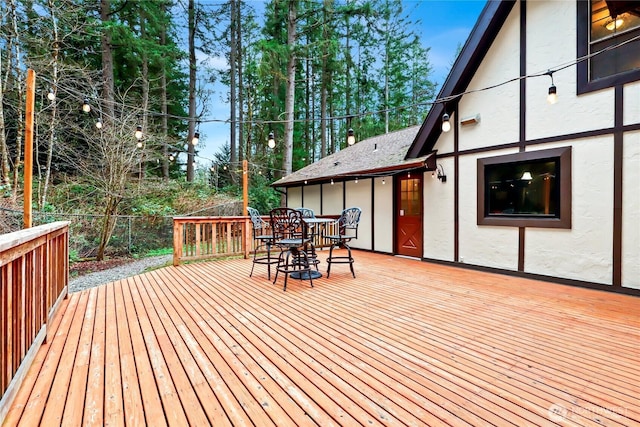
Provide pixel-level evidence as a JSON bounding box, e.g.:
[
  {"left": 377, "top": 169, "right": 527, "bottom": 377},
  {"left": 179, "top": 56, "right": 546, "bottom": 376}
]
[{"left": 4, "top": 251, "right": 639, "bottom": 426}]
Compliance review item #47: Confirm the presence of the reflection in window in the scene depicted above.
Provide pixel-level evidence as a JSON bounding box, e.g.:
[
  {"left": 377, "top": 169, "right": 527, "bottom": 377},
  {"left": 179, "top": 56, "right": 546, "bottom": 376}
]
[
  {"left": 486, "top": 160, "right": 559, "bottom": 217},
  {"left": 589, "top": 0, "right": 640, "bottom": 80}
]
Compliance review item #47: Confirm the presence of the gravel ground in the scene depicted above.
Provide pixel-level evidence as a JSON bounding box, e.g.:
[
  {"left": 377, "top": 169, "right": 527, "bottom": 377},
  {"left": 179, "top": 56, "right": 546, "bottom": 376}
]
[{"left": 68, "top": 255, "right": 173, "bottom": 293}]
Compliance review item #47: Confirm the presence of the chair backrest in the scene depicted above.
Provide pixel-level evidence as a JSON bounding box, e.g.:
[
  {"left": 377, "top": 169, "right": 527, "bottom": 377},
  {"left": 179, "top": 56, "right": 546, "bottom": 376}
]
[
  {"left": 296, "top": 207, "right": 315, "bottom": 219},
  {"left": 270, "top": 207, "right": 304, "bottom": 240},
  {"left": 247, "top": 207, "right": 267, "bottom": 230},
  {"left": 338, "top": 207, "right": 362, "bottom": 238}
]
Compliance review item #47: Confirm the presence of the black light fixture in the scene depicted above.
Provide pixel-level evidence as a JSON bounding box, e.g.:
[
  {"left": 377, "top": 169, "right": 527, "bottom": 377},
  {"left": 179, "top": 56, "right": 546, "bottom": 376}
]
[
  {"left": 82, "top": 98, "right": 91, "bottom": 113},
  {"left": 436, "top": 164, "right": 447, "bottom": 182},
  {"left": 441, "top": 111, "right": 451, "bottom": 132},
  {"left": 546, "top": 70, "right": 557, "bottom": 104},
  {"left": 267, "top": 131, "right": 275, "bottom": 149},
  {"left": 347, "top": 128, "right": 356, "bottom": 146}
]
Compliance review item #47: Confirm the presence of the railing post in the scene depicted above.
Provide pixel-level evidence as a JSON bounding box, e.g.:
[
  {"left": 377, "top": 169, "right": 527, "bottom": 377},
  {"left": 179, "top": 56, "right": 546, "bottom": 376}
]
[{"left": 173, "top": 219, "right": 182, "bottom": 266}]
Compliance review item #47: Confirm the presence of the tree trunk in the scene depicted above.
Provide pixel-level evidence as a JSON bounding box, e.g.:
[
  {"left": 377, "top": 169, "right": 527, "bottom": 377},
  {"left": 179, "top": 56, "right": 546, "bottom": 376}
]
[
  {"left": 101, "top": 0, "right": 115, "bottom": 120},
  {"left": 10, "top": 0, "right": 24, "bottom": 200},
  {"left": 39, "top": 0, "right": 60, "bottom": 209},
  {"left": 186, "top": 0, "right": 197, "bottom": 182},
  {"left": 160, "top": 19, "right": 169, "bottom": 181},
  {"left": 283, "top": 0, "right": 297, "bottom": 177},
  {"left": 229, "top": 0, "right": 238, "bottom": 173}
]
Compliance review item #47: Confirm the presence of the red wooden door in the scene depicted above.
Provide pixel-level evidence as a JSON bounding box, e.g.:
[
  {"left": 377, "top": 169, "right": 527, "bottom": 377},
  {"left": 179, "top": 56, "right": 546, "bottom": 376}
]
[{"left": 395, "top": 175, "right": 423, "bottom": 258}]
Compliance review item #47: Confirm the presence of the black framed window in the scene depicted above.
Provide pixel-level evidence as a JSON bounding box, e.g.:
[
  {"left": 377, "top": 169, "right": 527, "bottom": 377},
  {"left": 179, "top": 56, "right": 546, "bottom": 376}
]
[
  {"left": 477, "top": 147, "right": 572, "bottom": 228},
  {"left": 577, "top": 1, "right": 640, "bottom": 93}
]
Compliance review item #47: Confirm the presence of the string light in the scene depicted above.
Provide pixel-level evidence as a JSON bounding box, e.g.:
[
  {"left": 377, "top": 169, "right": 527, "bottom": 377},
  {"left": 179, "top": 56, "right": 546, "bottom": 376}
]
[
  {"left": 546, "top": 70, "right": 557, "bottom": 104},
  {"left": 169, "top": 154, "right": 175, "bottom": 161},
  {"left": 191, "top": 131, "right": 200, "bottom": 145},
  {"left": 47, "top": 88, "right": 55, "bottom": 101},
  {"left": 136, "top": 141, "right": 143, "bottom": 148},
  {"left": 135, "top": 124, "right": 143, "bottom": 140},
  {"left": 347, "top": 128, "right": 356, "bottom": 145},
  {"left": 441, "top": 112, "right": 451, "bottom": 132},
  {"left": 95, "top": 118, "right": 103, "bottom": 129},
  {"left": 82, "top": 98, "right": 91, "bottom": 113},
  {"left": 268, "top": 131, "right": 275, "bottom": 149}
]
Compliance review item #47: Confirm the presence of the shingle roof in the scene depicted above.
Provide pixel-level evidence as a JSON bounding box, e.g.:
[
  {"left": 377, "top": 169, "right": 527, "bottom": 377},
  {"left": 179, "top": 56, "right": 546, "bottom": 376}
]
[{"left": 272, "top": 126, "right": 432, "bottom": 187}]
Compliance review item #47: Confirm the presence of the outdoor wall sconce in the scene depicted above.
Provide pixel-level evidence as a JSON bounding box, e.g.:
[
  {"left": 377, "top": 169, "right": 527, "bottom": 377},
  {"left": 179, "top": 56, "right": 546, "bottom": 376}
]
[
  {"left": 441, "top": 111, "right": 451, "bottom": 133},
  {"left": 267, "top": 131, "right": 276, "bottom": 149},
  {"left": 436, "top": 164, "right": 447, "bottom": 182}
]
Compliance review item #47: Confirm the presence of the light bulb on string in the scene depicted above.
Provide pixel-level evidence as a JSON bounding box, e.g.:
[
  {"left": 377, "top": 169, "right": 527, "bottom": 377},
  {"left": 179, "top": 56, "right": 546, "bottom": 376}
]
[
  {"left": 82, "top": 98, "right": 91, "bottom": 113},
  {"left": 135, "top": 124, "right": 143, "bottom": 140},
  {"left": 95, "top": 118, "right": 103, "bottom": 129},
  {"left": 267, "top": 131, "right": 275, "bottom": 149},
  {"left": 47, "top": 88, "right": 56, "bottom": 101},
  {"left": 191, "top": 131, "right": 200, "bottom": 145},
  {"left": 441, "top": 112, "right": 451, "bottom": 132},
  {"left": 169, "top": 154, "right": 175, "bottom": 161},
  {"left": 347, "top": 128, "right": 356, "bottom": 145},
  {"left": 136, "top": 141, "right": 143, "bottom": 148}
]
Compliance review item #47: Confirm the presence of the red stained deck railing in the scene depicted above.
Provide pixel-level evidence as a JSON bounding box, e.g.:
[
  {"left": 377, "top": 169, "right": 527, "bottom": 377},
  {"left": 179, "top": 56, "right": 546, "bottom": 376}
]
[
  {"left": 0, "top": 221, "right": 69, "bottom": 424},
  {"left": 172, "top": 215, "right": 341, "bottom": 267}
]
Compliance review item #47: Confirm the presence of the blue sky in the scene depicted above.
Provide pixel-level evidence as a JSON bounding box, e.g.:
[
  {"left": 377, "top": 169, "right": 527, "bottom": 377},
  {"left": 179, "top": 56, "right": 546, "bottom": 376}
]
[{"left": 195, "top": 0, "right": 486, "bottom": 165}]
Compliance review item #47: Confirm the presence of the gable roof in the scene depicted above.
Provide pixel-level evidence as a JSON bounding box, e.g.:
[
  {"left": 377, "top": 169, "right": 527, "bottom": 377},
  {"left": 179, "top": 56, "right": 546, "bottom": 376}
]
[
  {"left": 272, "top": 126, "right": 434, "bottom": 188},
  {"left": 405, "top": 0, "right": 517, "bottom": 159}
]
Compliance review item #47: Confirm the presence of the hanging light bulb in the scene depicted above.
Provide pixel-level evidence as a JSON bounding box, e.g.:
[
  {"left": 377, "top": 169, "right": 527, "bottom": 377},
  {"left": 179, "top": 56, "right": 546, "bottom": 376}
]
[
  {"left": 441, "top": 112, "right": 451, "bottom": 132},
  {"left": 382, "top": 178, "right": 386, "bottom": 185},
  {"left": 547, "top": 85, "right": 557, "bottom": 104},
  {"left": 191, "top": 131, "right": 200, "bottom": 145},
  {"left": 169, "top": 154, "right": 175, "bottom": 161},
  {"left": 136, "top": 141, "right": 143, "bottom": 148},
  {"left": 95, "top": 118, "right": 103, "bottom": 129},
  {"left": 267, "top": 131, "right": 276, "bottom": 149},
  {"left": 304, "top": 180, "right": 308, "bottom": 185},
  {"left": 546, "top": 70, "right": 558, "bottom": 104},
  {"left": 331, "top": 179, "right": 334, "bottom": 185},
  {"left": 82, "top": 98, "right": 91, "bottom": 113},
  {"left": 47, "top": 88, "right": 56, "bottom": 101},
  {"left": 355, "top": 177, "right": 358, "bottom": 184},
  {"left": 135, "top": 124, "right": 143, "bottom": 140},
  {"left": 347, "top": 128, "right": 356, "bottom": 145}
]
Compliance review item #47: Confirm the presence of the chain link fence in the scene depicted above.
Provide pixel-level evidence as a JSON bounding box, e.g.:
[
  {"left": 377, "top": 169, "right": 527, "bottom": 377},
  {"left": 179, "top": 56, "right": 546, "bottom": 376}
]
[{"left": 0, "top": 201, "right": 243, "bottom": 259}]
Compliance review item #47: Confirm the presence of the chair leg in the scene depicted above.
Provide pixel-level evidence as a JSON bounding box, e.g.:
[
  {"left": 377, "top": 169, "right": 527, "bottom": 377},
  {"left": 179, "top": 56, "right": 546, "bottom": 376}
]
[
  {"left": 326, "top": 242, "right": 337, "bottom": 278},
  {"left": 345, "top": 243, "right": 355, "bottom": 278}
]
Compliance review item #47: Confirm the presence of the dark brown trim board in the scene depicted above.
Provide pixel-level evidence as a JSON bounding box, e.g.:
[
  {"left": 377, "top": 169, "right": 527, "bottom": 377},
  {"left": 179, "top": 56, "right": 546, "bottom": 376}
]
[{"left": 613, "top": 85, "right": 623, "bottom": 287}]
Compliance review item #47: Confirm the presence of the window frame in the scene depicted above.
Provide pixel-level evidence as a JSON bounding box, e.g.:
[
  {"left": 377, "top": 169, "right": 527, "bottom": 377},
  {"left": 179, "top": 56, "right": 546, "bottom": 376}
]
[
  {"left": 477, "top": 147, "right": 572, "bottom": 229},
  {"left": 577, "top": 0, "right": 640, "bottom": 94}
]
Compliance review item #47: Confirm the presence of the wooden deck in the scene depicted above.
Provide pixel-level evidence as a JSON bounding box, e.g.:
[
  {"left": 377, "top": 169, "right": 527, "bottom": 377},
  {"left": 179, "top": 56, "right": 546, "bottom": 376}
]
[{"left": 3, "top": 251, "right": 639, "bottom": 426}]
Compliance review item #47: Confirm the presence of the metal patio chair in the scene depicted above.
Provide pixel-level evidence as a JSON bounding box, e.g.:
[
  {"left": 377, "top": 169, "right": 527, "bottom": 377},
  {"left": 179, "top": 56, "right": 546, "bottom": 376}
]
[
  {"left": 323, "top": 207, "right": 362, "bottom": 278},
  {"left": 270, "top": 207, "right": 314, "bottom": 291},
  {"left": 247, "top": 207, "right": 278, "bottom": 280}
]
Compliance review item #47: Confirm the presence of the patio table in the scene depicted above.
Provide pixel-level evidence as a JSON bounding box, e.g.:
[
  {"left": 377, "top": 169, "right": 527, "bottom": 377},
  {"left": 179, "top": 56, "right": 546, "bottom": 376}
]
[{"left": 290, "top": 217, "right": 335, "bottom": 280}]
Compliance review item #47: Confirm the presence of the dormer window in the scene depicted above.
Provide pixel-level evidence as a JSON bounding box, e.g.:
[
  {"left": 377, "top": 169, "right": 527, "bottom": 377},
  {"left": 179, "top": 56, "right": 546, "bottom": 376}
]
[{"left": 578, "top": 0, "right": 640, "bottom": 93}]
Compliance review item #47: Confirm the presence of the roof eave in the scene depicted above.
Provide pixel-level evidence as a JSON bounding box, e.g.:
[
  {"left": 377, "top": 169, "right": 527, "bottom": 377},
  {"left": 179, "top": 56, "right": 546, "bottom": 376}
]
[{"left": 406, "top": 0, "right": 517, "bottom": 159}]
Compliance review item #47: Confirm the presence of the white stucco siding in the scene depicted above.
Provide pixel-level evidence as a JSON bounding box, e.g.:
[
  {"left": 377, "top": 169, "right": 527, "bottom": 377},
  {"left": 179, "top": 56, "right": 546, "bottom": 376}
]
[
  {"left": 624, "top": 82, "right": 640, "bottom": 126},
  {"left": 373, "top": 177, "right": 393, "bottom": 253},
  {"left": 525, "top": 139, "right": 614, "bottom": 284},
  {"left": 322, "top": 181, "right": 344, "bottom": 215},
  {"left": 423, "top": 166, "right": 454, "bottom": 261},
  {"left": 458, "top": 151, "right": 520, "bottom": 270},
  {"left": 345, "top": 180, "right": 372, "bottom": 250},
  {"left": 458, "top": 3, "right": 520, "bottom": 150},
  {"left": 286, "top": 187, "right": 302, "bottom": 209},
  {"left": 526, "top": 0, "right": 614, "bottom": 140},
  {"left": 623, "top": 131, "right": 640, "bottom": 289},
  {"left": 302, "top": 184, "right": 322, "bottom": 214}
]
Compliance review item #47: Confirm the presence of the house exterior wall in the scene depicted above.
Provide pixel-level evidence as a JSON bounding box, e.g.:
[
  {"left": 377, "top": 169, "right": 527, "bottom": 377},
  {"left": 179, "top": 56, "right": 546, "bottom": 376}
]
[
  {"left": 623, "top": 131, "right": 640, "bottom": 289},
  {"left": 302, "top": 184, "right": 322, "bottom": 214},
  {"left": 322, "top": 182, "right": 344, "bottom": 215},
  {"left": 373, "top": 177, "right": 393, "bottom": 253},
  {"left": 287, "top": 187, "right": 302, "bottom": 208},
  {"left": 423, "top": 0, "right": 640, "bottom": 290},
  {"left": 346, "top": 180, "right": 372, "bottom": 250}
]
